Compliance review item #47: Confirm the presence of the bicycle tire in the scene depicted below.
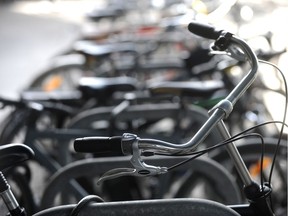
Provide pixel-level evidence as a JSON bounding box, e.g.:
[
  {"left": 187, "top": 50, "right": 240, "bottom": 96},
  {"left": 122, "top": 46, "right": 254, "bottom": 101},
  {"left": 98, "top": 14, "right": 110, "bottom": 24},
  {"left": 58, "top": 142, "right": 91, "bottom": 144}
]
[
  {"left": 28, "top": 63, "right": 86, "bottom": 91},
  {"left": 0, "top": 108, "right": 29, "bottom": 144},
  {"left": 0, "top": 107, "right": 67, "bottom": 166},
  {"left": 66, "top": 103, "right": 222, "bottom": 142},
  {"left": 59, "top": 103, "right": 223, "bottom": 162},
  {"left": 40, "top": 157, "right": 241, "bottom": 209},
  {"left": 26, "top": 58, "right": 187, "bottom": 92},
  {"left": 39, "top": 103, "right": 224, "bottom": 206}
]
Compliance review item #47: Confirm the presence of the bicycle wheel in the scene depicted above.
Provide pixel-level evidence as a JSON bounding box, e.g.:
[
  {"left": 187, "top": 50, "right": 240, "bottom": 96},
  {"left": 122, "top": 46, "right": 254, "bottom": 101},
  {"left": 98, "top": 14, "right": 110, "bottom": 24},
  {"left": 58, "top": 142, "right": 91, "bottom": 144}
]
[
  {"left": 0, "top": 108, "right": 29, "bottom": 145},
  {"left": 28, "top": 62, "right": 87, "bottom": 92},
  {"left": 26, "top": 56, "right": 187, "bottom": 92},
  {"left": 0, "top": 107, "right": 69, "bottom": 165},
  {"left": 169, "top": 166, "right": 240, "bottom": 205},
  {"left": 211, "top": 138, "right": 287, "bottom": 216},
  {"left": 66, "top": 102, "right": 222, "bottom": 142},
  {"left": 40, "top": 103, "right": 225, "bottom": 206},
  {"left": 61, "top": 103, "right": 223, "bottom": 162},
  {"left": 0, "top": 107, "right": 71, "bottom": 212}
]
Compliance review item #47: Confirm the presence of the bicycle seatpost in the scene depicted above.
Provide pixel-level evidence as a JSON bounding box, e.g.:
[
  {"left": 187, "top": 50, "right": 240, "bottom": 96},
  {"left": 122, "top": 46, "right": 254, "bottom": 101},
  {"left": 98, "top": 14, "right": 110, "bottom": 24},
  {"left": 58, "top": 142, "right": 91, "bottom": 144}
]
[{"left": 0, "top": 171, "right": 26, "bottom": 216}]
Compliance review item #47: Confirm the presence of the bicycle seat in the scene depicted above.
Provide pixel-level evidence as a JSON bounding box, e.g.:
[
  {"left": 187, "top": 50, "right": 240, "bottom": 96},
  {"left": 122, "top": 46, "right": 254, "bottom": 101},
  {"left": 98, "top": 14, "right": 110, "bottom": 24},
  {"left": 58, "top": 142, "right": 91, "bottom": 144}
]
[
  {"left": 21, "top": 90, "right": 82, "bottom": 102},
  {"left": 78, "top": 77, "right": 138, "bottom": 100},
  {"left": 0, "top": 144, "right": 34, "bottom": 171},
  {"left": 148, "top": 80, "right": 225, "bottom": 98},
  {"left": 73, "top": 41, "right": 137, "bottom": 58}
]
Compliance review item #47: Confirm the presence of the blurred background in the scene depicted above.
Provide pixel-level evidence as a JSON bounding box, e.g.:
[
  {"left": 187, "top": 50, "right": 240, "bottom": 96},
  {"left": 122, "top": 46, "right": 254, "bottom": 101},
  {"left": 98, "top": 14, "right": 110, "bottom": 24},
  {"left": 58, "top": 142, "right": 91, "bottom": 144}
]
[
  {"left": 0, "top": 0, "right": 287, "bottom": 124},
  {"left": 0, "top": 1, "right": 287, "bottom": 213}
]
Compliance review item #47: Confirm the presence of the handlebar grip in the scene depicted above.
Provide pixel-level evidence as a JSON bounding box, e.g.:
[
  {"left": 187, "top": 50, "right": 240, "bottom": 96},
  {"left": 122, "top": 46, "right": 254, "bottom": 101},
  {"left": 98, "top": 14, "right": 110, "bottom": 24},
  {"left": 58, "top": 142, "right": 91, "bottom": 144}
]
[
  {"left": 74, "top": 136, "right": 124, "bottom": 156},
  {"left": 188, "top": 21, "right": 223, "bottom": 40}
]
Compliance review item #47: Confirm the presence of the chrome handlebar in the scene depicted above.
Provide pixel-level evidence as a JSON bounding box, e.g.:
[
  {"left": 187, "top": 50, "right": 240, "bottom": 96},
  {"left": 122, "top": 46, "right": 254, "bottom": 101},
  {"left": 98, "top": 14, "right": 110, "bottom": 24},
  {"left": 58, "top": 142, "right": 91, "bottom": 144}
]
[{"left": 95, "top": 31, "right": 259, "bottom": 182}]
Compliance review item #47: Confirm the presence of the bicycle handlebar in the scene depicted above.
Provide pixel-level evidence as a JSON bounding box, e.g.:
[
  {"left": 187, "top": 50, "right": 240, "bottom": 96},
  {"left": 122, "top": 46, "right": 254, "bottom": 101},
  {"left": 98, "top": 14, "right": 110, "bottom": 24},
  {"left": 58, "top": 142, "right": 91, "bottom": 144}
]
[
  {"left": 188, "top": 21, "right": 223, "bottom": 40},
  {"left": 73, "top": 20, "right": 259, "bottom": 182},
  {"left": 74, "top": 136, "right": 124, "bottom": 156},
  {"left": 74, "top": 22, "right": 258, "bottom": 154}
]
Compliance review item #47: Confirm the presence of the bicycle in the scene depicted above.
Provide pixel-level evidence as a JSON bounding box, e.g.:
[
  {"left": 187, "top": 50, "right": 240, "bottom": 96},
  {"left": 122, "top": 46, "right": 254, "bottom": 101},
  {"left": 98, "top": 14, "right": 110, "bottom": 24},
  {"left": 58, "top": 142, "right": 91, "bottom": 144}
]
[
  {"left": 0, "top": 19, "right": 286, "bottom": 216},
  {"left": 39, "top": 154, "right": 242, "bottom": 209},
  {"left": 20, "top": 30, "right": 285, "bottom": 139},
  {"left": 25, "top": 25, "right": 192, "bottom": 92},
  {"left": 13, "top": 75, "right": 284, "bottom": 210},
  {"left": 66, "top": 21, "right": 287, "bottom": 216},
  {"left": 0, "top": 143, "right": 238, "bottom": 215},
  {"left": 0, "top": 78, "right": 225, "bottom": 214},
  {"left": 0, "top": 143, "right": 34, "bottom": 216}
]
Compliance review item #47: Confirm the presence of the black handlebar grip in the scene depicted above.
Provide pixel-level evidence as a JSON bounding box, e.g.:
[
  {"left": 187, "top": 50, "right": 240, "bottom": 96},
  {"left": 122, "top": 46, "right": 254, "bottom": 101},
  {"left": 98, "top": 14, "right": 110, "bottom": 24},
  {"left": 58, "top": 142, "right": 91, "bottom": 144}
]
[
  {"left": 188, "top": 21, "right": 223, "bottom": 40},
  {"left": 74, "top": 136, "right": 124, "bottom": 156}
]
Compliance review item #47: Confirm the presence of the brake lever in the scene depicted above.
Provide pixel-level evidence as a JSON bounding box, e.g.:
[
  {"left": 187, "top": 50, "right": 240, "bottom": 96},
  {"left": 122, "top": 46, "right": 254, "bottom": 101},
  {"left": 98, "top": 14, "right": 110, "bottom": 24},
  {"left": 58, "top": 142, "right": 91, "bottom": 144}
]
[
  {"left": 97, "top": 133, "right": 168, "bottom": 184},
  {"left": 97, "top": 168, "right": 137, "bottom": 184},
  {"left": 227, "top": 45, "right": 247, "bottom": 62},
  {"left": 209, "top": 31, "right": 247, "bottom": 62},
  {"left": 209, "top": 44, "right": 247, "bottom": 62}
]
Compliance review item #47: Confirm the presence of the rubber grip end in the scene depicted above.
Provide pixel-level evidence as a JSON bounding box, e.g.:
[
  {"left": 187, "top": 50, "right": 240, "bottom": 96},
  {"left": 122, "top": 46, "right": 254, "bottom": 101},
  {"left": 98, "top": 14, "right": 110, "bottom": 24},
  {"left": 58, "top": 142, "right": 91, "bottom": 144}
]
[{"left": 74, "top": 136, "right": 123, "bottom": 156}]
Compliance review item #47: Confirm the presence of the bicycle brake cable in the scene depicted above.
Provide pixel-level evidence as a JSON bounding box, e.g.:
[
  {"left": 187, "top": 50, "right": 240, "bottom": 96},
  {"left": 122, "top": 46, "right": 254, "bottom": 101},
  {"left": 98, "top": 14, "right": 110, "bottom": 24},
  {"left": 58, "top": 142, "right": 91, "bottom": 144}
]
[
  {"left": 168, "top": 59, "right": 288, "bottom": 191},
  {"left": 258, "top": 59, "right": 288, "bottom": 185},
  {"left": 166, "top": 120, "right": 288, "bottom": 187},
  {"left": 166, "top": 133, "right": 265, "bottom": 172}
]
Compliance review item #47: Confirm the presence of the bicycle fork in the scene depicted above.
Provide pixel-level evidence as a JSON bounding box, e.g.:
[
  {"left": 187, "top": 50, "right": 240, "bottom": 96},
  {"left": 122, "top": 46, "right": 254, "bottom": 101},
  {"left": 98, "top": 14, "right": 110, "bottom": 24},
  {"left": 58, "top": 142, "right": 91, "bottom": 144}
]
[{"left": 216, "top": 120, "right": 275, "bottom": 216}]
